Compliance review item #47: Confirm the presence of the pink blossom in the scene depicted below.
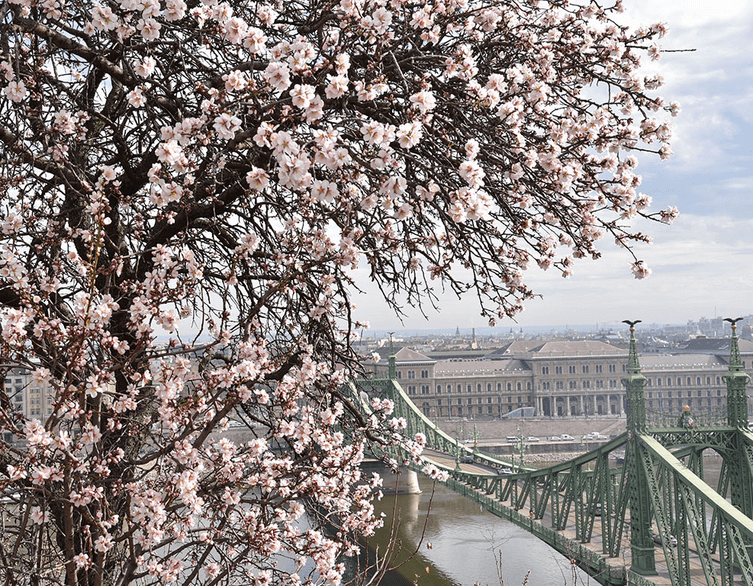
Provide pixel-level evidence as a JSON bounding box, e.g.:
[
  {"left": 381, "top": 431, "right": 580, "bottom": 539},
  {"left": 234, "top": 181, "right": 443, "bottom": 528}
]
[
  {"left": 134, "top": 57, "right": 156, "bottom": 78},
  {"left": 409, "top": 90, "right": 436, "bottom": 114},
  {"left": 3, "top": 80, "right": 27, "bottom": 102},
  {"left": 214, "top": 113, "right": 242, "bottom": 140}
]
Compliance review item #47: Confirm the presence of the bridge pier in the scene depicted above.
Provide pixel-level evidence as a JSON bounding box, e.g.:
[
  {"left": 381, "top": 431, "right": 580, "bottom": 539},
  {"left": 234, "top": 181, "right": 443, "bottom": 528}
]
[{"left": 361, "top": 461, "right": 421, "bottom": 495}]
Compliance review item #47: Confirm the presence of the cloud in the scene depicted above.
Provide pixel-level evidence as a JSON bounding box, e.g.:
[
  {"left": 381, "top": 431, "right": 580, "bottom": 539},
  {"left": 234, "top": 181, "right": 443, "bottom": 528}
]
[{"left": 351, "top": 213, "right": 753, "bottom": 330}]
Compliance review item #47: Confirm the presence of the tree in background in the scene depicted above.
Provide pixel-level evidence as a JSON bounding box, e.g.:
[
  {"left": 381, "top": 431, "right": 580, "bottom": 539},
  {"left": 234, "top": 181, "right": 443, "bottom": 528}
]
[{"left": 0, "top": 0, "right": 677, "bottom": 584}]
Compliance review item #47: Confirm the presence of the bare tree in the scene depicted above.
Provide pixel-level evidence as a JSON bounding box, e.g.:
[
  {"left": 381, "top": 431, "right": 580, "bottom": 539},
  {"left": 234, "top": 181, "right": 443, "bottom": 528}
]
[{"left": 0, "top": 0, "right": 676, "bottom": 584}]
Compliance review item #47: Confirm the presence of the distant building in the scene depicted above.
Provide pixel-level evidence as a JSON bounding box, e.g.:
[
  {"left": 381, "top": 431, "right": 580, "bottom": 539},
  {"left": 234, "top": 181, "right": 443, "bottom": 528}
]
[
  {"left": 366, "top": 338, "right": 753, "bottom": 420},
  {"left": 3, "top": 367, "right": 55, "bottom": 426}
]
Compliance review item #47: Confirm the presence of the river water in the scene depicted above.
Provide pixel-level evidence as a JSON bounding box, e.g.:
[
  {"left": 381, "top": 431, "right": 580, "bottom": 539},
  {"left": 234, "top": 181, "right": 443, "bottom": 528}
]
[
  {"left": 363, "top": 456, "right": 725, "bottom": 586},
  {"left": 366, "top": 475, "right": 590, "bottom": 586}
]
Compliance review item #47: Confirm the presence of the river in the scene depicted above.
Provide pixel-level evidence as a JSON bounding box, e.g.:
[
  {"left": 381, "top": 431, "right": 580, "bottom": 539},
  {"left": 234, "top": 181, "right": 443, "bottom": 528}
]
[{"left": 364, "top": 474, "right": 590, "bottom": 586}]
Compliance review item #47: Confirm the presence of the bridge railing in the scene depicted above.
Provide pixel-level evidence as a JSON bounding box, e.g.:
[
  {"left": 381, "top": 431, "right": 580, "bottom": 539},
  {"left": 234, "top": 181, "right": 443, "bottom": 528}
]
[
  {"left": 352, "top": 377, "right": 524, "bottom": 471},
  {"left": 644, "top": 406, "right": 728, "bottom": 429}
]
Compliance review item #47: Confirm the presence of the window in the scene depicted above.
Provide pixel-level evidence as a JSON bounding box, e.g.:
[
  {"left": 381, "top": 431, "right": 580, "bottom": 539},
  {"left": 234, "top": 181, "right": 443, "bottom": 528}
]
[
  {"left": 436, "top": 385, "right": 442, "bottom": 394},
  {"left": 526, "top": 382, "right": 531, "bottom": 390},
  {"left": 686, "top": 377, "right": 691, "bottom": 386},
  {"left": 677, "top": 377, "right": 682, "bottom": 386},
  {"left": 507, "top": 383, "right": 512, "bottom": 391},
  {"left": 508, "top": 396, "right": 512, "bottom": 403},
  {"left": 542, "top": 366, "right": 550, "bottom": 374},
  {"left": 487, "top": 383, "right": 492, "bottom": 392},
  {"left": 397, "top": 371, "right": 402, "bottom": 379},
  {"left": 497, "top": 383, "right": 502, "bottom": 392},
  {"left": 569, "top": 381, "right": 576, "bottom": 389},
  {"left": 477, "top": 397, "right": 482, "bottom": 404},
  {"left": 556, "top": 381, "right": 564, "bottom": 390},
  {"left": 542, "top": 381, "right": 550, "bottom": 390},
  {"left": 458, "top": 407, "right": 463, "bottom": 415},
  {"left": 516, "top": 382, "right": 522, "bottom": 391},
  {"left": 437, "top": 399, "right": 442, "bottom": 406},
  {"left": 706, "top": 377, "right": 711, "bottom": 385},
  {"left": 466, "top": 384, "right": 472, "bottom": 393},
  {"left": 467, "top": 398, "right": 472, "bottom": 405},
  {"left": 477, "top": 383, "right": 482, "bottom": 392},
  {"left": 609, "top": 364, "right": 616, "bottom": 373},
  {"left": 457, "top": 384, "right": 462, "bottom": 393},
  {"left": 457, "top": 399, "right": 462, "bottom": 405},
  {"left": 421, "top": 385, "right": 429, "bottom": 395},
  {"left": 420, "top": 369, "right": 429, "bottom": 379},
  {"left": 408, "top": 385, "right": 416, "bottom": 395},
  {"left": 568, "top": 365, "right": 576, "bottom": 374},
  {"left": 407, "top": 370, "right": 415, "bottom": 379},
  {"left": 657, "top": 378, "right": 661, "bottom": 386},
  {"left": 595, "top": 364, "right": 603, "bottom": 373},
  {"left": 696, "top": 377, "right": 701, "bottom": 385},
  {"left": 555, "top": 366, "right": 563, "bottom": 374},
  {"left": 487, "top": 397, "right": 492, "bottom": 403},
  {"left": 582, "top": 365, "right": 589, "bottom": 374},
  {"left": 583, "top": 380, "right": 590, "bottom": 389},
  {"left": 717, "top": 376, "right": 722, "bottom": 384}
]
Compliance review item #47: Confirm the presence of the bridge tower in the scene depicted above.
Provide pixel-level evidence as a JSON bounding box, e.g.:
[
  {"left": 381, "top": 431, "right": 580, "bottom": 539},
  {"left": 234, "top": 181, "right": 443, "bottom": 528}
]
[
  {"left": 623, "top": 320, "right": 657, "bottom": 576},
  {"left": 723, "top": 319, "right": 753, "bottom": 525},
  {"left": 388, "top": 332, "right": 397, "bottom": 380}
]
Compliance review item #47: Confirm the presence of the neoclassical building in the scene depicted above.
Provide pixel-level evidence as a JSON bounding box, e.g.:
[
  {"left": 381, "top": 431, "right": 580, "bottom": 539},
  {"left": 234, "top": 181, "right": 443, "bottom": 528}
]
[{"left": 368, "top": 338, "right": 753, "bottom": 420}]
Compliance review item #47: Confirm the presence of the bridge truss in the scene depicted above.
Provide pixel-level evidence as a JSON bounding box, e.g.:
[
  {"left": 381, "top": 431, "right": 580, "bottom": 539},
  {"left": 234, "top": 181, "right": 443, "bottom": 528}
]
[{"left": 352, "top": 322, "right": 753, "bottom": 586}]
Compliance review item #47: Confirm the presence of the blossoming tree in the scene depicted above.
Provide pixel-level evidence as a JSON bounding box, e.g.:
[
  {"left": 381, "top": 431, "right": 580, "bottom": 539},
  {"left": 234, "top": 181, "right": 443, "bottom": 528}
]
[{"left": 0, "top": 0, "right": 677, "bottom": 584}]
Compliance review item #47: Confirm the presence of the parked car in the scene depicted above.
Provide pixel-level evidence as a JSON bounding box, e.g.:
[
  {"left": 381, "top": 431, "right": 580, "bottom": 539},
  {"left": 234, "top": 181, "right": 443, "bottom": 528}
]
[
  {"left": 551, "top": 435, "right": 563, "bottom": 441},
  {"left": 653, "top": 534, "right": 678, "bottom": 547},
  {"left": 498, "top": 468, "right": 514, "bottom": 475},
  {"left": 559, "top": 434, "right": 574, "bottom": 441},
  {"left": 527, "top": 436, "right": 541, "bottom": 442},
  {"left": 588, "top": 503, "right": 602, "bottom": 516},
  {"left": 506, "top": 436, "right": 519, "bottom": 443},
  {"left": 460, "top": 454, "right": 474, "bottom": 463}
]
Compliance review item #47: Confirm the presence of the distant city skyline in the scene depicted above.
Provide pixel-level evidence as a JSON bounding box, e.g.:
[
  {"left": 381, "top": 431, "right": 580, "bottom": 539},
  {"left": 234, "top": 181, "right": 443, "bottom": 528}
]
[{"left": 352, "top": 0, "right": 753, "bottom": 332}]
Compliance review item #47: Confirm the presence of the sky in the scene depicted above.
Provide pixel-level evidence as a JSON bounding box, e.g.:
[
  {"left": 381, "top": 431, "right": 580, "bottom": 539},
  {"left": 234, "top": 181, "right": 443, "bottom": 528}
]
[{"left": 352, "top": 0, "right": 753, "bottom": 333}]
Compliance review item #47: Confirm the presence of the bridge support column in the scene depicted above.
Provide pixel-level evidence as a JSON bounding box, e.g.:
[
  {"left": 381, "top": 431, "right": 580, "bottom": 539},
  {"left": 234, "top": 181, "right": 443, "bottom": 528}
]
[
  {"left": 722, "top": 319, "right": 753, "bottom": 562},
  {"left": 362, "top": 461, "right": 421, "bottom": 495},
  {"left": 623, "top": 321, "right": 657, "bottom": 576}
]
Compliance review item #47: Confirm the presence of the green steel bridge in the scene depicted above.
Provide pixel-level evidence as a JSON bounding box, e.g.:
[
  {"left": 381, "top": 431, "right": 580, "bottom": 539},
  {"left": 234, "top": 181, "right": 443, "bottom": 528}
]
[{"left": 351, "top": 320, "right": 753, "bottom": 586}]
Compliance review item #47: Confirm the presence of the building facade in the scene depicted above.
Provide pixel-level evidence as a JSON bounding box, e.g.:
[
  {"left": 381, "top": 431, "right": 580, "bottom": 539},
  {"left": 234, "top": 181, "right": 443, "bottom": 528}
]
[{"left": 369, "top": 339, "right": 753, "bottom": 420}]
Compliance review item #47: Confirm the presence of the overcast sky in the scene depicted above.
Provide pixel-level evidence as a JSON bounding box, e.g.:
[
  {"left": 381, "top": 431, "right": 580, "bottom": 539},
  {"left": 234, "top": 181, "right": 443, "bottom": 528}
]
[{"left": 352, "top": 0, "right": 753, "bottom": 333}]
